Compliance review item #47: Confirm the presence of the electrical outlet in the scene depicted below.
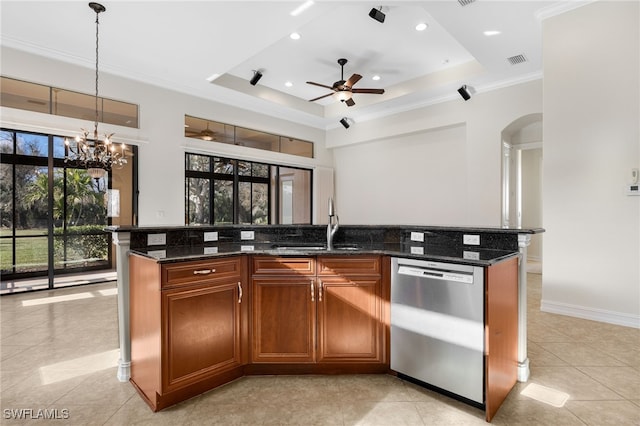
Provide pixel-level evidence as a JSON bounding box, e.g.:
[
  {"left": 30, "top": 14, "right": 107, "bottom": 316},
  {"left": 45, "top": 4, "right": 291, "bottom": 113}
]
[
  {"left": 463, "top": 234, "right": 480, "bottom": 245},
  {"left": 240, "top": 245, "right": 255, "bottom": 251},
  {"left": 147, "top": 249, "right": 166, "bottom": 259},
  {"left": 147, "top": 233, "right": 166, "bottom": 246},
  {"left": 240, "top": 230, "right": 255, "bottom": 240},
  {"left": 410, "top": 232, "right": 424, "bottom": 242},
  {"left": 203, "top": 246, "right": 218, "bottom": 255},
  {"left": 204, "top": 231, "right": 218, "bottom": 242},
  {"left": 463, "top": 251, "right": 480, "bottom": 260}
]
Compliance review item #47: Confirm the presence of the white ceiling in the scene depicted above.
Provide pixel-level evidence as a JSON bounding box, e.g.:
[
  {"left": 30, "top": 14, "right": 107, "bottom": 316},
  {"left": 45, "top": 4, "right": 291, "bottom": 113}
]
[{"left": 0, "top": 1, "right": 591, "bottom": 129}]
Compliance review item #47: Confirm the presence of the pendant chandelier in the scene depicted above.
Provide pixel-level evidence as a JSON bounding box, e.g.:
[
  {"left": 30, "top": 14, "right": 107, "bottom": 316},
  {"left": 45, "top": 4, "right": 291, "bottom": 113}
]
[{"left": 64, "top": 2, "right": 126, "bottom": 180}]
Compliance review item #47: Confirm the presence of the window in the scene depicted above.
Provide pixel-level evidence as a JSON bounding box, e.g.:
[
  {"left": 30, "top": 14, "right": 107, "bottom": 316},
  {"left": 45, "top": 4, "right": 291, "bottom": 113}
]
[
  {"left": 184, "top": 115, "right": 314, "bottom": 159},
  {"left": 0, "top": 76, "right": 139, "bottom": 129},
  {"left": 0, "top": 129, "right": 138, "bottom": 292},
  {"left": 185, "top": 154, "right": 312, "bottom": 225}
]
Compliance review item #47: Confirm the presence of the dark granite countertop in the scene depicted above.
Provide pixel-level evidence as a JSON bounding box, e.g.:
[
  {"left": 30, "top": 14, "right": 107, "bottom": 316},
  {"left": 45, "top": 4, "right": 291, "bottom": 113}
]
[{"left": 129, "top": 241, "right": 519, "bottom": 267}]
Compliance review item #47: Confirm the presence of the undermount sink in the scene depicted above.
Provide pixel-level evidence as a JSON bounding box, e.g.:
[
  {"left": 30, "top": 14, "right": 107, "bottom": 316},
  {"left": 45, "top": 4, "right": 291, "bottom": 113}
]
[{"left": 271, "top": 244, "right": 360, "bottom": 251}]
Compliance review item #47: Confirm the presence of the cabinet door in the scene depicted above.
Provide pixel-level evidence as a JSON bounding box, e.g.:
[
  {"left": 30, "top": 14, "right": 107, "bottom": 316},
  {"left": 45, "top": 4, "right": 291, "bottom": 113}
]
[
  {"left": 252, "top": 277, "right": 316, "bottom": 363},
  {"left": 317, "top": 277, "right": 383, "bottom": 363},
  {"left": 162, "top": 280, "right": 243, "bottom": 393}
]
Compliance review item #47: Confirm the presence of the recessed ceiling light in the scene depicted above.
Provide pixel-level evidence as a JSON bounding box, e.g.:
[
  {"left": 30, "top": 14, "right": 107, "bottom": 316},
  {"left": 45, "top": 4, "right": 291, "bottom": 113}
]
[
  {"left": 483, "top": 30, "right": 501, "bottom": 36},
  {"left": 372, "top": 75, "right": 381, "bottom": 81},
  {"left": 290, "top": 32, "right": 301, "bottom": 40},
  {"left": 415, "top": 23, "right": 428, "bottom": 31},
  {"left": 290, "top": 0, "right": 314, "bottom": 16},
  {"left": 285, "top": 81, "right": 293, "bottom": 87}
]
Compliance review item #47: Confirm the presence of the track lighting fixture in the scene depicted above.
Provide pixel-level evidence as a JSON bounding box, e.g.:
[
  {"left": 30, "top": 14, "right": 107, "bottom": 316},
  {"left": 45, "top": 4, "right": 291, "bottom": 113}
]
[
  {"left": 340, "top": 117, "right": 351, "bottom": 129},
  {"left": 369, "top": 6, "right": 385, "bottom": 23},
  {"left": 250, "top": 70, "right": 263, "bottom": 86},
  {"left": 457, "top": 84, "right": 471, "bottom": 101}
]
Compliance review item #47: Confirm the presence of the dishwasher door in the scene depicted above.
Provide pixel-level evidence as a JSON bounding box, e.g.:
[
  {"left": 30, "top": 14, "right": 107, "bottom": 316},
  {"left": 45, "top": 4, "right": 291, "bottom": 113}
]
[{"left": 390, "top": 257, "right": 485, "bottom": 404}]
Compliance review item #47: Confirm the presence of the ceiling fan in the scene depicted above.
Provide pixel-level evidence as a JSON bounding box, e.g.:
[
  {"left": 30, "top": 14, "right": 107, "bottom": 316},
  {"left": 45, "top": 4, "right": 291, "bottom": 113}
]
[{"left": 306, "top": 58, "right": 385, "bottom": 107}]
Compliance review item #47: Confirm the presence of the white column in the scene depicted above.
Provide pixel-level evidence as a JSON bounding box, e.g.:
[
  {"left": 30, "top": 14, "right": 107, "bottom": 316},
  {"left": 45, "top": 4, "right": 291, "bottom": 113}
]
[
  {"left": 112, "top": 231, "right": 131, "bottom": 382},
  {"left": 517, "top": 233, "right": 531, "bottom": 382}
]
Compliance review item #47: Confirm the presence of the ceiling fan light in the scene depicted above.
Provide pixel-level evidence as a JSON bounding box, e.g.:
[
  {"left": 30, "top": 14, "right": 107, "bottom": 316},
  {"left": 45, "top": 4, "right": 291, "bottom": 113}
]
[{"left": 335, "top": 91, "right": 352, "bottom": 102}]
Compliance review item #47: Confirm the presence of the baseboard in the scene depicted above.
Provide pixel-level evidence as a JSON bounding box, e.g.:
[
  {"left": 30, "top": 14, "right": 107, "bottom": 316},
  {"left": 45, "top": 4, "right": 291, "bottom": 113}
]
[{"left": 540, "top": 299, "right": 640, "bottom": 329}]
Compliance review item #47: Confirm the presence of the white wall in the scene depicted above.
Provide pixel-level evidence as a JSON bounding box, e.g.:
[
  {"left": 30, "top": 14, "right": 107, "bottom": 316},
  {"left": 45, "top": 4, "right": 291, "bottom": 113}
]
[
  {"left": 542, "top": 1, "right": 640, "bottom": 326},
  {"left": 329, "top": 80, "right": 543, "bottom": 226},
  {"left": 0, "top": 47, "right": 333, "bottom": 225},
  {"left": 521, "top": 148, "right": 543, "bottom": 260}
]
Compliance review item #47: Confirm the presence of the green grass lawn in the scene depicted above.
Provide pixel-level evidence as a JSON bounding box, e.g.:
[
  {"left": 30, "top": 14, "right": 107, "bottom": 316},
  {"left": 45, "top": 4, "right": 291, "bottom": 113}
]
[{"left": 0, "top": 229, "right": 49, "bottom": 272}]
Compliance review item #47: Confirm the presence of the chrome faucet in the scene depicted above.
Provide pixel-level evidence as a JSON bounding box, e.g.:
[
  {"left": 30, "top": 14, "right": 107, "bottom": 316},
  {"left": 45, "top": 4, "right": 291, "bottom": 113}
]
[{"left": 327, "top": 197, "right": 339, "bottom": 250}]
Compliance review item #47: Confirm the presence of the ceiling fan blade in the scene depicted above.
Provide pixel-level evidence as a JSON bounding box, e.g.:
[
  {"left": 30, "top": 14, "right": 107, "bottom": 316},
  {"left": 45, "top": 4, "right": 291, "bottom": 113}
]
[
  {"left": 345, "top": 98, "right": 356, "bottom": 107},
  {"left": 306, "top": 81, "right": 335, "bottom": 90},
  {"left": 351, "top": 88, "right": 385, "bottom": 94},
  {"left": 345, "top": 74, "right": 362, "bottom": 88},
  {"left": 308, "top": 92, "right": 335, "bottom": 102}
]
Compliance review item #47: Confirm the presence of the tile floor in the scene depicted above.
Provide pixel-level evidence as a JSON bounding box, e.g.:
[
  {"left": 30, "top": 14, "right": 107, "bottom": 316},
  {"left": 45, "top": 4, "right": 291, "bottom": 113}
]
[{"left": 1, "top": 273, "right": 638, "bottom": 425}]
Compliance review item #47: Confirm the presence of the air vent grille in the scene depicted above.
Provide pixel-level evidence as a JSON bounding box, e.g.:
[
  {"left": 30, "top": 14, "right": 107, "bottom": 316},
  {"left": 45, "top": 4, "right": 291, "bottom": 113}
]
[
  {"left": 507, "top": 54, "right": 528, "bottom": 65},
  {"left": 458, "top": 0, "right": 476, "bottom": 6}
]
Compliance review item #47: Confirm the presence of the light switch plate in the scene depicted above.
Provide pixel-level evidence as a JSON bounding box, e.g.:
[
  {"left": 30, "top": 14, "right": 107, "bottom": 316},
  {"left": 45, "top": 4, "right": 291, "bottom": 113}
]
[
  {"left": 410, "top": 232, "right": 424, "bottom": 242},
  {"left": 204, "top": 231, "right": 218, "bottom": 242},
  {"left": 147, "top": 233, "right": 166, "bottom": 246},
  {"left": 240, "top": 245, "right": 255, "bottom": 251},
  {"left": 147, "top": 249, "right": 166, "bottom": 258},
  {"left": 463, "top": 234, "right": 480, "bottom": 245},
  {"left": 240, "top": 230, "right": 255, "bottom": 240}
]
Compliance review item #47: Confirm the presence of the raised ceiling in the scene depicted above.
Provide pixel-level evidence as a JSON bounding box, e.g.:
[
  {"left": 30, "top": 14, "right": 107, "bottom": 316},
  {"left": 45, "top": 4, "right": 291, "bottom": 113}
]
[{"left": 0, "top": 1, "right": 591, "bottom": 129}]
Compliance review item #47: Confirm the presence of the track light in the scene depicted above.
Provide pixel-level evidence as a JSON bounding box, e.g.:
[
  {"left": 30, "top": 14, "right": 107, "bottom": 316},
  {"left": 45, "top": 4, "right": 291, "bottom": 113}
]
[
  {"left": 369, "top": 7, "right": 385, "bottom": 23},
  {"left": 250, "top": 70, "right": 263, "bottom": 86},
  {"left": 457, "top": 84, "right": 471, "bottom": 101},
  {"left": 340, "top": 117, "right": 351, "bottom": 129}
]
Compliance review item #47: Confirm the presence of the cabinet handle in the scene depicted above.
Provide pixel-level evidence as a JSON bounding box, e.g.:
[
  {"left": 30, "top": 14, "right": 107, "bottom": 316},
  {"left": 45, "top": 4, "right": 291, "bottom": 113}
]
[
  {"left": 237, "top": 281, "right": 243, "bottom": 304},
  {"left": 192, "top": 269, "right": 215, "bottom": 275},
  {"left": 319, "top": 280, "right": 323, "bottom": 302},
  {"left": 310, "top": 280, "right": 315, "bottom": 302}
]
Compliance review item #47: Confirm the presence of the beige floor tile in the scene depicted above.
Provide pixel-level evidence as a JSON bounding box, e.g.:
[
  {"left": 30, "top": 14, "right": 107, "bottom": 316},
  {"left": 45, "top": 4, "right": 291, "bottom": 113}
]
[
  {"left": 414, "top": 398, "right": 486, "bottom": 425},
  {"left": 566, "top": 400, "right": 640, "bottom": 425},
  {"left": 595, "top": 342, "right": 640, "bottom": 369},
  {"left": 103, "top": 393, "right": 191, "bottom": 426},
  {"left": 342, "top": 401, "right": 424, "bottom": 426},
  {"left": 491, "top": 398, "right": 585, "bottom": 425},
  {"left": 54, "top": 367, "right": 136, "bottom": 406},
  {"left": 577, "top": 366, "right": 640, "bottom": 400},
  {"left": 539, "top": 342, "right": 627, "bottom": 366},
  {"left": 45, "top": 403, "right": 121, "bottom": 426},
  {"left": 528, "top": 367, "right": 623, "bottom": 401},
  {"left": 527, "top": 341, "right": 570, "bottom": 367},
  {"left": 0, "top": 370, "right": 87, "bottom": 408}
]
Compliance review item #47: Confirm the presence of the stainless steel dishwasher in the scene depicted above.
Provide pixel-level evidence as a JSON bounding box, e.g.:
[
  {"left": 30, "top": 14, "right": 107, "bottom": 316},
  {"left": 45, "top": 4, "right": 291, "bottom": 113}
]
[{"left": 390, "top": 257, "right": 485, "bottom": 405}]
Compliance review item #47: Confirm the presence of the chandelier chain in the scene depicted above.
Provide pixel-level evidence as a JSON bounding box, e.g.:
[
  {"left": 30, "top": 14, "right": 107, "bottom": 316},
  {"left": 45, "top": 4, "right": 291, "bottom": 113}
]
[
  {"left": 94, "top": 9, "right": 100, "bottom": 140},
  {"left": 63, "top": 3, "right": 127, "bottom": 179}
]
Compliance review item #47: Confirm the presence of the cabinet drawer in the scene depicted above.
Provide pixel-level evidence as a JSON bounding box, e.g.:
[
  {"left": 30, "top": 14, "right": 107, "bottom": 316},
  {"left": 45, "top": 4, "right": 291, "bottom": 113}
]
[
  {"left": 162, "top": 257, "right": 242, "bottom": 288},
  {"left": 318, "top": 256, "right": 381, "bottom": 276},
  {"left": 252, "top": 256, "right": 315, "bottom": 276}
]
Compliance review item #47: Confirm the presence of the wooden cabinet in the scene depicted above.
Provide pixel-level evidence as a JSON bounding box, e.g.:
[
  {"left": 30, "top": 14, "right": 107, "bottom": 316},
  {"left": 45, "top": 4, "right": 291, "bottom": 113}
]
[
  {"left": 250, "top": 255, "right": 386, "bottom": 367},
  {"left": 317, "top": 256, "right": 384, "bottom": 363},
  {"left": 251, "top": 257, "right": 316, "bottom": 363},
  {"left": 129, "top": 254, "right": 248, "bottom": 411}
]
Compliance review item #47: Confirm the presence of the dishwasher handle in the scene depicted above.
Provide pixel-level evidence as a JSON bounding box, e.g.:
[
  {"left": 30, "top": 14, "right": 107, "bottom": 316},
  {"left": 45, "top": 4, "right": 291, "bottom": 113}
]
[{"left": 397, "top": 265, "right": 474, "bottom": 284}]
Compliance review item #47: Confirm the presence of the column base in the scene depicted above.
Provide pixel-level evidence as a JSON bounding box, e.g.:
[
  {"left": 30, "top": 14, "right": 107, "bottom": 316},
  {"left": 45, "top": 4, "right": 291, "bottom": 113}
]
[
  {"left": 117, "top": 359, "right": 131, "bottom": 382},
  {"left": 517, "top": 358, "right": 530, "bottom": 382}
]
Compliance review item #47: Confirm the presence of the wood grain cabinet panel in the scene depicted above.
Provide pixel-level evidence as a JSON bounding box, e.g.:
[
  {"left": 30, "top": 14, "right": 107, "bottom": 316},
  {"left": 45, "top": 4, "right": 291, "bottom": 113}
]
[
  {"left": 485, "top": 256, "right": 519, "bottom": 422},
  {"left": 318, "top": 277, "right": 383, "bottom": 362},
  {"left": 251, "top": 277, "right": 316, "bottom": 363},
  {"left": 162, "top": 281, "right": 242, "bottom": 393},
  {"left": 129, "top": 254, "right": 247, "bottom": 411}
]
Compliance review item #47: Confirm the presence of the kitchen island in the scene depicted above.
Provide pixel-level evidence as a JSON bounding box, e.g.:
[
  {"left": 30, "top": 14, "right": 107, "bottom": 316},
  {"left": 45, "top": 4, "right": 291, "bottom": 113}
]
[{"left": 108, "top": 224, "right": 543, "bottom": 421}]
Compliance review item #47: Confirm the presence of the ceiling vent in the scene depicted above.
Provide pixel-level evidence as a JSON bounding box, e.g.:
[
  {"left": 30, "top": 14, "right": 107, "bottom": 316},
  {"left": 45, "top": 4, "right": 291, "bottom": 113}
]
[
  {"left": 507, "top": 54, "right": 528, "bottom": 65},
  {"left": 458, "top": 0, "right": 476, "bottom": 6}
]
